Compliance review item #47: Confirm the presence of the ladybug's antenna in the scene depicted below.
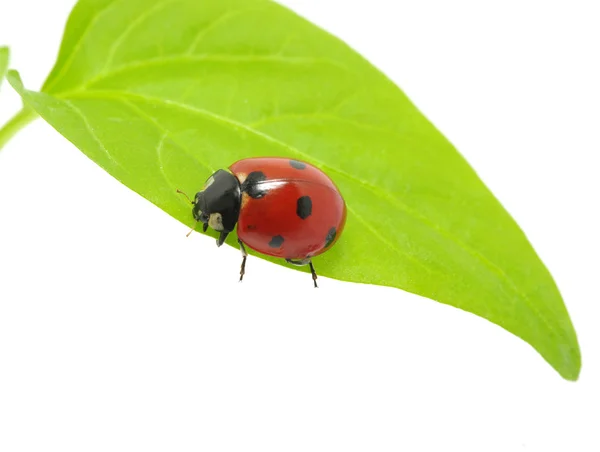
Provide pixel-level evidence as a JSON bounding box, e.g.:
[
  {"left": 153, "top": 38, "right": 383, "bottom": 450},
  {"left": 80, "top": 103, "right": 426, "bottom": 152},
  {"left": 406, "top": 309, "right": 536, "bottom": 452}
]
[
  {"left": 176, "top": 189, "right": 193, "bottom": 205},
  {"left": 186, "top": 223, "right": 197, "bottom": 238},
  {"left": 177, "top": 189, "right": 196, "bottom": 237}
]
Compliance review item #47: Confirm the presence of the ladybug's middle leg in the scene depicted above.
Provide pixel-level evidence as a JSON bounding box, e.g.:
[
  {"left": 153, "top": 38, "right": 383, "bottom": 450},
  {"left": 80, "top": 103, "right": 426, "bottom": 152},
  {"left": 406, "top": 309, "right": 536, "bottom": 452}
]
[
  {"left": 238, "top": 238, "right": 248, "bottom": 282},
  {"left": 308, "top": 261, "right": 318, "bottom": 289}
]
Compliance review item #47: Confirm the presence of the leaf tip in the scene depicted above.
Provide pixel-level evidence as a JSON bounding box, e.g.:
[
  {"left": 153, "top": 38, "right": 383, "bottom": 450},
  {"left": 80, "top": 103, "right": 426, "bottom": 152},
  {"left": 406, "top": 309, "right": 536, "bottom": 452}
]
[
  {"left": 543, "top": 330, "right": 581, "bottom": 381},
  {"left": 6, "top": 69, "right": 25, "bottom": 93},
  {"left": 560, "top": 346, "right": 582, "bottom": 382}
]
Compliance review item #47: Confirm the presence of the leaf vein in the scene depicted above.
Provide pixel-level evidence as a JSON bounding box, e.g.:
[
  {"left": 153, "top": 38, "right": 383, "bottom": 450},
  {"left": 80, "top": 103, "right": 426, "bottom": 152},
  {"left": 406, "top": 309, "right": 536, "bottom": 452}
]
[
  {"left": 249, "top": 112, "right": 391, "bottom": 135},
  {"left": 118, "top": 97, "right": 215, "bottom": 175},
  {"left": 61, "top": 99, "right": 120, "bottom": 168},
  {"left": 63, "top": 54, "right": 351, "bottom": 93},
  {"left": 154, "top": 131, "right": 190, "bottom": 209},
  {"left": 185, "top": 4, "right": 268, "bottom": 55},
  {"left": 43, "top": 0, "right": 124, "bottom": 92},
  {"left": 346, "top": 204, "right": 432, "bottom": 275},
  {"left": 103, "top": 0, "right": 183, "bottom": 72}
]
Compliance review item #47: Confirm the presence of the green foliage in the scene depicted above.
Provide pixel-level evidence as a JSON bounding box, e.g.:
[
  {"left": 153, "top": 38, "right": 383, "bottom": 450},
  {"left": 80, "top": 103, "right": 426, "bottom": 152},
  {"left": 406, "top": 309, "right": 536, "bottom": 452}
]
[
  {"left": 2, "top": 0, "right": 580, "bottom": 379},
  {"left": 0, "top": 47, "right": 8, "bottom": 90}
]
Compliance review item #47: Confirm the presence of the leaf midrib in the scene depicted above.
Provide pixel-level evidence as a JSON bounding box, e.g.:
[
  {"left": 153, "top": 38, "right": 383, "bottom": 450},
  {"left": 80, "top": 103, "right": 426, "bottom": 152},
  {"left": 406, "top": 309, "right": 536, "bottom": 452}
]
[
  {"left": 50, "top": 53, "right": 356, "bottom": 97},
  {"left": 54, "top": 87, "right": 561, "bottom": 342}
]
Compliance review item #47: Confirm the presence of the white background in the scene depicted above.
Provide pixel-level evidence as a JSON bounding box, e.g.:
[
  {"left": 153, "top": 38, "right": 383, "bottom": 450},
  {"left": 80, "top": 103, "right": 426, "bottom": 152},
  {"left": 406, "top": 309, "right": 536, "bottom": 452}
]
[{"left": 1, "top": 0, "right": 599, "bottom": 450}]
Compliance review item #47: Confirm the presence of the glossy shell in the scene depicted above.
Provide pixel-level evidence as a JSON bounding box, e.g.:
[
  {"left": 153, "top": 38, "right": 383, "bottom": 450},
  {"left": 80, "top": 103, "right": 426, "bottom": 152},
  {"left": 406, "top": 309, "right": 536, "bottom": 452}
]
[{"left": 230, "top": 157, "right": 346, "bottom": 260}]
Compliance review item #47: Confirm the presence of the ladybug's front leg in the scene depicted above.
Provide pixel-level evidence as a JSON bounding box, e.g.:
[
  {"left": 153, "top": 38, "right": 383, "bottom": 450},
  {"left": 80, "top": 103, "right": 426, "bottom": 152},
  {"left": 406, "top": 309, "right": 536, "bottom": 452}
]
[{"left": 238, "top": 238, "right": 248, "bottom": 282}]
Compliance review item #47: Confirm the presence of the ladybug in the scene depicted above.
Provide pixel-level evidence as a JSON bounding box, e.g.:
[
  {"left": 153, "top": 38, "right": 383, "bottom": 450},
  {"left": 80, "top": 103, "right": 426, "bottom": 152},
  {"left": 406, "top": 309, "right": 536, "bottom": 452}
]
[{"left": 178, "top": 157, "right": 346, "bottom": 287}]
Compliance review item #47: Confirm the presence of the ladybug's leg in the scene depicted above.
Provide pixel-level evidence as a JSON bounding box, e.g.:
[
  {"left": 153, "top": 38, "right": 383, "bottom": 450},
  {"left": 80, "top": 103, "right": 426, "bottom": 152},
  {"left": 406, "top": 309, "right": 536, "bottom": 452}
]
[
  {"left": 238, "top": 238, "right": 248, "bottom": 282},
  {"left": 285, "top": 258, "right": 318, "bottom": 288},
  {"left": 308, "top": 261, "right": 318, "bottom": 288}
]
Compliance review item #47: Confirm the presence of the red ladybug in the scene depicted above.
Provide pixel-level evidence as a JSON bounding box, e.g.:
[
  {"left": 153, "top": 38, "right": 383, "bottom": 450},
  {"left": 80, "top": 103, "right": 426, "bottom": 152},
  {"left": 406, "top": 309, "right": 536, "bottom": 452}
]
[{"left": 179, "top": 157, "right": 346, "bottom": 287}]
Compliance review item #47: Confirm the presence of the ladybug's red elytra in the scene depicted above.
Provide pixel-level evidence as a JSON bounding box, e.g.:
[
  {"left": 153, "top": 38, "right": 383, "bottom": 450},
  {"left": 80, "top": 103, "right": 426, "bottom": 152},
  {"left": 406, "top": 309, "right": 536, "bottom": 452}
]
[{"left": 179, "top": 157, "right": 346, "bottom": 287}]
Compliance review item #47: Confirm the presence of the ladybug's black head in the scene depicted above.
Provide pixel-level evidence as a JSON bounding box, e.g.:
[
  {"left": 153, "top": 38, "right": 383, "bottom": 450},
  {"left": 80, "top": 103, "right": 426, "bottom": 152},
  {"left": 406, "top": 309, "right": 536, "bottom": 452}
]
[{"left": 192, "top": 169, "right": 241, "bottom": 247}]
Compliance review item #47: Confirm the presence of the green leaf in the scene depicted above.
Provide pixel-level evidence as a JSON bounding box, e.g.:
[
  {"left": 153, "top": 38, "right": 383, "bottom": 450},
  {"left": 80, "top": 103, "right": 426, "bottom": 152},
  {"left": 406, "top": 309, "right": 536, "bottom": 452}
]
[
  {"left": 7, "top": 0, "right": 580, "bottom": 380},
  {"left": 0, "top": 46, "right": 8, "bottom": 91}
]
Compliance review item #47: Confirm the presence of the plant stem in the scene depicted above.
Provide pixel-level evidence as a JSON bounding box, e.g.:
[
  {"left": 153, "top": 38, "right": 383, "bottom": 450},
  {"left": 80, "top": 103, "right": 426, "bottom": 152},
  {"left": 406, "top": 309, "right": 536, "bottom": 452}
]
[{"left": 0, "top": 107, "right": 37, "bottom": 152}]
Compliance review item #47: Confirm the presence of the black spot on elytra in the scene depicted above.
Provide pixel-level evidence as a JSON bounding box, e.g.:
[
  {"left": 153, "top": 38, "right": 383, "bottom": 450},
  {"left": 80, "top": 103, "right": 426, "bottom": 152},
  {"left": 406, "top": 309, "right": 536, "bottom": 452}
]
[
  {"left": 296, "top": 196, "right": 312, "bottom": 219},
  {"left": 241, "top": 171, "right": 267, "bottom": 198},
  {"left": 325, "top": 227, "right": 337, "bottom": 248},
  {"left": 269, "top": 235, "right": 284, "bottom": 248},
  {"left": 289, "top": 160, "right": 307, "bottom": 170}
]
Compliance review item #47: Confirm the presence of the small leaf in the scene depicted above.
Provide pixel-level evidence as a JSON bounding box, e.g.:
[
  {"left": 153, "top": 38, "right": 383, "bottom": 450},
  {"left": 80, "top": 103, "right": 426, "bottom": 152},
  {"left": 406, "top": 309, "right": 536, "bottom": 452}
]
[
  {"left": 0, "top": 47, "right": 8, "bottom": 91},
  {"left": 8, "top": 0, "right": 580, "bottom": 380}
]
